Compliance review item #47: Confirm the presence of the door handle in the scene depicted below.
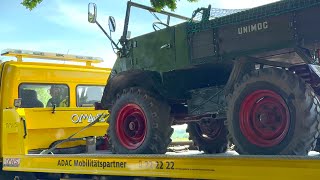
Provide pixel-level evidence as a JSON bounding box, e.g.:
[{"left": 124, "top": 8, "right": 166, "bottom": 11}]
[
  {"left": 160, "top": 43, "right": 171, "bottom": 49},
  {"left": 21, "top": 117, "right": 27, "bottom": 138}
]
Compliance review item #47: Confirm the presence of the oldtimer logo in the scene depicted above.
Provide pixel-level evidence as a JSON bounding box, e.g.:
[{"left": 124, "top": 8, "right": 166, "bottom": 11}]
[{"left": 71, "top": 113, "right": 106, "bottom": 124}]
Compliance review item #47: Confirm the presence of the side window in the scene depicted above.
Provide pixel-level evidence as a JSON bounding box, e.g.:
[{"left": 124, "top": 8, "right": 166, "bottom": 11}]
[
  {"left": 19, "top": 84, "right": 69, "bottom": 108},
  {"left": 77, "top": 85, "right": 104, "bottom": 107}
]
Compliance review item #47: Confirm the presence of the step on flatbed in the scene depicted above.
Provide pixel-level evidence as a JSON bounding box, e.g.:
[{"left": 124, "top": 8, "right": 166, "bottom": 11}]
[{"left": 3, "top": 150, "right": 320, "bottom": 180}]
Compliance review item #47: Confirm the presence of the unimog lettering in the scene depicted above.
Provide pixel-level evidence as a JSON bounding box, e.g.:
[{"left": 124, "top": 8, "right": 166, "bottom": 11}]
[{"left": 238, "top": 21, "right": 268, "bottom": 34}]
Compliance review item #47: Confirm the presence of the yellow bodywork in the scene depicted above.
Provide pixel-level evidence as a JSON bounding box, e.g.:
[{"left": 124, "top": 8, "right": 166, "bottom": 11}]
[
  {"left": 3, "top": 154, "right": 320, "bottom": 180},
  {"left": 0, "top": 49, "right": 111, "bottom": 158}
]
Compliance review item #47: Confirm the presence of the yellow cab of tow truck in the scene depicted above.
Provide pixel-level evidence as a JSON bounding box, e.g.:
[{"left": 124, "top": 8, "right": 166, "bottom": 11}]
[{"left": 0, "top": 49, "right": 110, "bottom": 159}]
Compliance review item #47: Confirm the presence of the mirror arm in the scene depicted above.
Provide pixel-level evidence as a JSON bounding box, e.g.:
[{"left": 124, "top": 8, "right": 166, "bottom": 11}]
[
  {"left": 95, "top": 20, "right": 120, "bottom": 50},
  {"left": 121, "top": 1, "right": 132, "bottom": 45}
]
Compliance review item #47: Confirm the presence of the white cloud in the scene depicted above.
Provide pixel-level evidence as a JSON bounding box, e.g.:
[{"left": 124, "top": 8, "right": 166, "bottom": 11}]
[
  {"left": 46, "top": 3, "right": 95, "bottom": 33},
  {"left": 39, "top": 0, "right": 124, "bottom": 66}
]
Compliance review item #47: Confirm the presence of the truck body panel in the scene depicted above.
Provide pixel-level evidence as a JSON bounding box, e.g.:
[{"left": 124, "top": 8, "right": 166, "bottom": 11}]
[{"left": 2, "top": 152, "right": 320, "bottom": 179}]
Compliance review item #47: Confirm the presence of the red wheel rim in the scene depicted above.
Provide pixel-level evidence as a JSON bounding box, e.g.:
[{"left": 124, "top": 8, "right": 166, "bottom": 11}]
[
  {"left": 239, "top": 90, "right": 290, "bottom": 147},
  {"left": 116, "top": 104, "right": 147, "bottom": 150}
]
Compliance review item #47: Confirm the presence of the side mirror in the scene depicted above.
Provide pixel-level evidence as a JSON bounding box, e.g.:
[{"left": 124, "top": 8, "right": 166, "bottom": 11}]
[
  {"left": 108, "top": 16, "right": 116, "bottom": 32},
  {"left": 88, "top": 3, "right": 97, "bottom": 23},
  {"left": 14, "top": 98, "right": 22, "bottom": 108}
]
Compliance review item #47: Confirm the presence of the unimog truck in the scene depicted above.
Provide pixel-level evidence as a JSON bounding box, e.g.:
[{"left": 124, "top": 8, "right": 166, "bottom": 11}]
[{"left": 89, "top": 0, "right": 320, "bottom": 155}]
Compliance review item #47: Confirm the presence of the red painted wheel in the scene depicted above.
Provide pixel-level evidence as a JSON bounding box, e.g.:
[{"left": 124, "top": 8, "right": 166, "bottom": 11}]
[
  {"left": 226, "top": 68, "right": 320, "bottom": 155},
  {"left": 239, "top": 90, "right": 290, "bottom": 147},
  {"left": 116, "top": 104, "right": 147, "bottom": 150},
  {"left": 107, "top": 87, "right": 173, "bottom": 154}
]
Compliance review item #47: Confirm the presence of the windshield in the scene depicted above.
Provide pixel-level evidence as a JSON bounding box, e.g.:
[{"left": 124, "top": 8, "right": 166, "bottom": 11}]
[{"left": 125, "top": 5, "right": 188, "bottom": 39}]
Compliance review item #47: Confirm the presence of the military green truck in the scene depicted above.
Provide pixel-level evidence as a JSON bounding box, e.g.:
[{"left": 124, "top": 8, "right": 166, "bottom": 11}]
[{"left": 89, "top": 0, "right": 320, "bottom": 155}]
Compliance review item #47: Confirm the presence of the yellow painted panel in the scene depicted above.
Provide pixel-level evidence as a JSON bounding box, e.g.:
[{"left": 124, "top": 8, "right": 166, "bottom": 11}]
[
  {"left": 3, "top": 154, "right": 320, "bottom": 180},
  {"left": 3, "top": 109, "right": 20, "bottom": 133},
  {"left": 27, "top": 126, "right": 107, "bottom": 150},
  {"left": 23, "top": 109, "right": 108, "bottom": 129},
  {"left": 2, "top": 109, "right": 26, "bottom": 155},
  {"left": 22, "top": 109, "right": 108, "bottom": 150}
]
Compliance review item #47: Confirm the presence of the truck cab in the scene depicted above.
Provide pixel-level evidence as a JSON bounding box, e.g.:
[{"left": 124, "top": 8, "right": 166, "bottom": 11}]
[{"left": 0, "top": 49, "right": 111, "bottom": 157}]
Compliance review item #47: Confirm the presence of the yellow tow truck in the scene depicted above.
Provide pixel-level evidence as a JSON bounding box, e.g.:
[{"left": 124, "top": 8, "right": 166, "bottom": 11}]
[
  {"left": 0, "top": 49, "right": 320, "bottom": 180},
  {"left": 0, "top": 49, "right": 112, "bottom": 179}
]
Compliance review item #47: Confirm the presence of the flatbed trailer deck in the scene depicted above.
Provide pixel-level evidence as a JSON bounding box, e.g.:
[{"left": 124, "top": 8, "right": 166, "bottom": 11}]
[{"left": 3, "top": 150, "right": 320, "bottom": 180}]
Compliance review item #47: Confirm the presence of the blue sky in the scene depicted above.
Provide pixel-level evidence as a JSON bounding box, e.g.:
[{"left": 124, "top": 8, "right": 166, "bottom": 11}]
[{"left": 0, "top": 0, "right": 278, "bottom": 68}]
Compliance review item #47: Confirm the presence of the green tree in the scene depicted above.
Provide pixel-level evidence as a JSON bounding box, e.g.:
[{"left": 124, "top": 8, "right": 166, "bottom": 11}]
[
  {"left": 21, "top": 0, "right": 43, "bottom": 11},
  {"left": 21, "top": 0, "right": 198, "bottom": 11},
  {"left": 150, "top": 0, "right": 199, "bottom": 11}
]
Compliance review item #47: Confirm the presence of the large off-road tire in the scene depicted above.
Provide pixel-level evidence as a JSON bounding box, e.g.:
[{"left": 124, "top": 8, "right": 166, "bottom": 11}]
[
  {"left": 107, "top": 87, "right": 173, "bottom": 154},
  {"left": 226, "top": 68, "right": 320, "bottom": 155},
  {"left": 187, "top": 119, "right": 228, "bottom": 153}
]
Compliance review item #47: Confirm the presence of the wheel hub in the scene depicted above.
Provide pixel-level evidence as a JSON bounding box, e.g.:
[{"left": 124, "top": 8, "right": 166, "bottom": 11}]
[
  {"left": 258, "top": 113, "right": 268, "bottom": 123},
  {"left": 128, "top": 121, "right": 136, "bottom": 130},
  {"left": 240, "top": 90, "right": 290, "bottom": 147}
]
